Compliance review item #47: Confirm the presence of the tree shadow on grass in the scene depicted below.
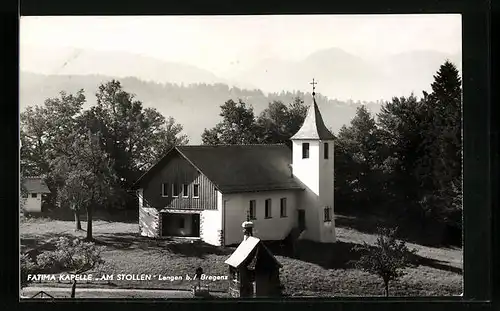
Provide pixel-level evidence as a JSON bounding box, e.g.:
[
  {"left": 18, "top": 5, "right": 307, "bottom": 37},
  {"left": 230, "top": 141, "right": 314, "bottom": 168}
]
[
  {"left": 22, "top": 231, "right": 234, "bottom": 263},
  {"left": 264, "top": 239, "right": 462, "bottom": 275},
  {"left": 36, "top": 208, "right": 139, "bottom": 224},
  {"left": 334, "top": 213, "right": 462, "bottom": 248},
  {"left": 92, "top": 232, "right": 234, "bottom": 258},
  {"left": 21, "top": 232, "right": 79, "bottom": 260}
]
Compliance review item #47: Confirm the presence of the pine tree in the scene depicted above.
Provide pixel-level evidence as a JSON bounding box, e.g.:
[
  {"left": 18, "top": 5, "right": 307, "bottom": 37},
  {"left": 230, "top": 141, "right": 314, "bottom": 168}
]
[{"left": 417, "top": 61, "right": 462, "bottom": 225}]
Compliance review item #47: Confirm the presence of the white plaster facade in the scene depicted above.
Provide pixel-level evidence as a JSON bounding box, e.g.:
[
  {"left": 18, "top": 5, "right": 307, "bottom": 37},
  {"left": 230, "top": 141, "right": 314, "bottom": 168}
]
[
  {"left": 22, "top": 193, "right": 43, "bottom": 213},
  {"left": 200, "top": 191, "right": 223, "bottom": 246},
  {"left": 221, "top": 190, "right": 298, "bottom": 246},
  {"left": 291, "top": 140, "right": 336, "bottom": 243}
]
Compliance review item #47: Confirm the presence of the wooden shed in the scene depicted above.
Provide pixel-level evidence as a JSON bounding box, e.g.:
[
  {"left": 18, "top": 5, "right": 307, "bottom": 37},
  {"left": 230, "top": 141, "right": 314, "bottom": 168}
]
[
  {"left": 21, "top": 177, "right": 51, "bottom": 213},
  {"left": 224, "top": 222, "right": 282, "bottom": 298}
]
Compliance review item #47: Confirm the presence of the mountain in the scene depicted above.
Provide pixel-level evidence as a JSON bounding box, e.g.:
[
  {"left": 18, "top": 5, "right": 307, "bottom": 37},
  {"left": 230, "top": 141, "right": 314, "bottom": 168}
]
[
  {"left": 20, "top": 46, "right": 461, "bottom": 143},
  {"left": 21, "top": 45, "right": 462, "bottom": 102},
  {"left": 235, "top": 48, "right": 462, "bottom": 101},
  {"left": 20, "top": 46, "right": 252, "bottom": 89},
  {"left": 20, "top": 72, "right": 381, "bottom": 144}
]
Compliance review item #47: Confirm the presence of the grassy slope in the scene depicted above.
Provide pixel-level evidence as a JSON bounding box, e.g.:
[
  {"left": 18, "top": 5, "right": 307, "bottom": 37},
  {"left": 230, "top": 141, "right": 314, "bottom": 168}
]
[{"left": 20, "top": 216, "right": 462, "bottom": 297}]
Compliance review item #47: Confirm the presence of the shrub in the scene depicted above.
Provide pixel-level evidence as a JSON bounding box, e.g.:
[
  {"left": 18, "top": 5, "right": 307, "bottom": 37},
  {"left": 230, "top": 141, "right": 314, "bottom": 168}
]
[
  {"left": 35, "top": 236, "right": 105, "bottom": 298},
  {"left": 352, "top": 227, "right": 417, "bottom": 297},
  {"left": 20, "top": 253, "right": 38, "bottom": 288},
  {"left": 36, "top": 237, "right": 104, "bottom": 273}
]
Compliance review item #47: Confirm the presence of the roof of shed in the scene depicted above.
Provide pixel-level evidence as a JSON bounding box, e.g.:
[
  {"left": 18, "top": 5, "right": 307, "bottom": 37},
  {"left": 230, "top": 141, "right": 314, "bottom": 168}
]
[
  {"left": 23, "top": 177, "right": 51, "bottom": 193},
  {"left": 133, "top": 144, "right": 304, "bottom": 193},
  {"left": 224, "top": 236, "right": 281, "bottom": 268}
]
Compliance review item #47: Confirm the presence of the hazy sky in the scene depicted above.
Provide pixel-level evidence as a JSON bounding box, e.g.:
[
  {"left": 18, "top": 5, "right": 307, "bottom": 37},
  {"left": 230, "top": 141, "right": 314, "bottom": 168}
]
[{"left": 20, "top": 15, "right": 461, "bottom": 77}]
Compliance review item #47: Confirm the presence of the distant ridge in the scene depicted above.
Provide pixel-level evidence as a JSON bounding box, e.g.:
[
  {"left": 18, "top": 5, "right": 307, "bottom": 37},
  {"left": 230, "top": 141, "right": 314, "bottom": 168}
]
[
  {"left": 20, "top": 72, "right": 383, "bottom": 144},
  {"left": 20, "top": 45, "right": 461, "bottom": 102},
  {"left": 20, "top": 46, "right": 461, "bottom": 143}
]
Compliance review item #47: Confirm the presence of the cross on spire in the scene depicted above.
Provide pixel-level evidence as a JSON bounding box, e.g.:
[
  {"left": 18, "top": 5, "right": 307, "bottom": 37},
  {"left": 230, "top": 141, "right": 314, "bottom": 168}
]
[{"left": 310, "top": 78, "right": 317, "bottom": 97}]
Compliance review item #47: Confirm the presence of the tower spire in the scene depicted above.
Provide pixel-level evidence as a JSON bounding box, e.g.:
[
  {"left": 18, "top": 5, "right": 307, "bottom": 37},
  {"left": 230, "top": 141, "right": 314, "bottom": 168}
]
[
  {"left": 290, "top": 78, "right": 334, "bottom": 140},
  {"left": 310, "top": 78, "right": 317, "bottom": 98}
]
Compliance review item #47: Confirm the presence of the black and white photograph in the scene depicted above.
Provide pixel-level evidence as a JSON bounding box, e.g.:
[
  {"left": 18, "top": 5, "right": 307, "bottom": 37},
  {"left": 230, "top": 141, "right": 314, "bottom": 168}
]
[{"left": 19, "top": 14, "right": 463, "bottom": 299}]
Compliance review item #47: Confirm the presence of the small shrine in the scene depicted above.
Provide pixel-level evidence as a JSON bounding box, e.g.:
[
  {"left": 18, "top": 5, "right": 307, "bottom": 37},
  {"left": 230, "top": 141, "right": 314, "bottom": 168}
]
[{"left": 224, "top": 219, "right": 282, "bottom": 298}]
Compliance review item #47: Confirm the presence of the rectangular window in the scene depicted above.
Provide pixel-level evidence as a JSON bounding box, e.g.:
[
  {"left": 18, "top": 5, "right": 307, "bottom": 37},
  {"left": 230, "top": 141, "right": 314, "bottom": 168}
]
[
  {"left": 324, "top": 207, "right": 331, "bottom": 222},
  {"left": 31, "top": 193, "right": 37, "bottom": 198},
  {"left": 162, "top": 183, "right": 168, "bottom": 197},
  {"left": 265, "top": 199, "right": 272, "bottom": 218},
  {"left": 249, "top": 200, "right": 256, "bottom": 220},
  {"left": 193, "top": 184, "right": 200, "bottom": 198},
  {"left": 302, "top": 143, "right": 310, "bottom": 159},
  {"left": 179, "top": 217, "right": 185, "bottom": 229},
  {"left": 280, "top": 198, "right": 287, "bottom": 217},
  {"left": 182, "top": 184, "right": 189, "bottom": 197},
  {"left": 324, "top": 142, "right": 329, "bottom": 159},
  {"left": 172, "top": 184, "right": 179, "bottom": 197}
]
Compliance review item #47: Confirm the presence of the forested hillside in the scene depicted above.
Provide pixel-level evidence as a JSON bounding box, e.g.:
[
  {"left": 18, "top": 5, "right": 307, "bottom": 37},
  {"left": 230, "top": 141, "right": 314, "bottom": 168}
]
[{"left": 20, "top": 72, "right": 383, "bottom": 143}]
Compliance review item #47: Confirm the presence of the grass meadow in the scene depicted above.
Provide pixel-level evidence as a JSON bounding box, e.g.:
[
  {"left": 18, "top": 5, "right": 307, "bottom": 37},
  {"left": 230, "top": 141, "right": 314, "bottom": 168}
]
[{"left": 20, "top": 213, "right": 462, "bottom": 297}]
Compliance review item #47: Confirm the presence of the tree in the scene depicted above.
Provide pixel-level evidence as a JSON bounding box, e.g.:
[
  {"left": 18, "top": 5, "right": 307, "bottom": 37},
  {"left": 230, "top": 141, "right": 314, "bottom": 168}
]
[
  {"left": 201, "top": 124, "right": 223, "bottom": 145},
  {"left": 52, "top": 128, "right": 117, "bottom": 241},
  {"left": 336, "top": 106, "right": 383, "bottom": 206},
  {"left": 255, "top": 97, "right": 308, "bottom": 145},
  {"left": 353, "top": 227, "right": 417, "bottom": 297},
  {"left": 52, "top": 166, "right": 88, "bottom": 231},
  {"left": 202, "top": 99, "right": 260, "bottom": 145},
  {"left": 36, "top": 237, "right": 104, "bottom": 298},
  {"left": 256, "top": 100, "right": 290, "bottom": 144},
  {"left": 334, "top": 128, "right": 358, "bottom": 206},
  {"left": 416, "top": 61, "right": 462, "bottom": 227},
  {"left": 20, "top": 90, "right": 86, "bottom": 208},
  {"left": 376, "top": 94, "right": 428, "bottom": 214},
  {"left": 91, "top": 80, "right": 188, "bottom": 210},
  {"left": 20, "top": 171, "right": 28, "bottom": 213},
  {"left": 287, "top": 96, "right": 309, "bottom": 135}
]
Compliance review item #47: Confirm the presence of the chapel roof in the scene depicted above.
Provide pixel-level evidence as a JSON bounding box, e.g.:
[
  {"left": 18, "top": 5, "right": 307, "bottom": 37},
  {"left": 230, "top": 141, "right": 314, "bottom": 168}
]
[
  {"left": 133, "top": 144, "right": 304, "bottom": 194},
  {"left": 23, "top": 177, "right": 51, "bottom": 194},
  {"left": 290, "top": 98, "right": 335, "bottom": 141}
]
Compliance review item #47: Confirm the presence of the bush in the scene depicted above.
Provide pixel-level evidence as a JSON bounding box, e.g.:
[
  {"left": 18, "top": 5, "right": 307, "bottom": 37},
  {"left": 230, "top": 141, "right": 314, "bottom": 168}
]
[
  {"left": 20, "top": 254, "right": 38, "bottom": 288},
  {"left": 352, "top": 227, "right": 417, "bottom": 297},
  {"left": 36, "top": 237, "right": 104, "bottom": 273}
]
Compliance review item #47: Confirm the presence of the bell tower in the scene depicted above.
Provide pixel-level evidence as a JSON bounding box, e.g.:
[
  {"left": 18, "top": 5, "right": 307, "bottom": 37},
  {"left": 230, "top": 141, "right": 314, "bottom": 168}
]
[{"left": 290, "top": 79, "right": 336, "bottom": 243}]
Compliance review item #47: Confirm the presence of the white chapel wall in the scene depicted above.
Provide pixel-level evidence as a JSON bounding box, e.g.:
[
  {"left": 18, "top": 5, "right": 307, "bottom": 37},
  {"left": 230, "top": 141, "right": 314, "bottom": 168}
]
[
  {"left": 223, "top": 190, "right": 298, "bottom": 246},
  {"left": 200, "top": 191, "right": 223, "bottom": 246},
  {"left": 318, "top": 140, "right": 336, "bottom": 242},
  {"left": 292, "top": 140, "right": 320, "bottom": 195},
  {"left": 291, "top": 140, "right": 321, "bottom": 241},
  {"left": 291, "top": 139, "right": 336, "bottom": 243}
]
